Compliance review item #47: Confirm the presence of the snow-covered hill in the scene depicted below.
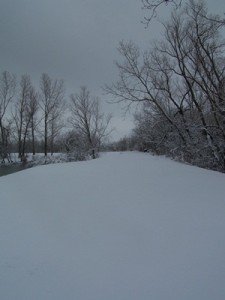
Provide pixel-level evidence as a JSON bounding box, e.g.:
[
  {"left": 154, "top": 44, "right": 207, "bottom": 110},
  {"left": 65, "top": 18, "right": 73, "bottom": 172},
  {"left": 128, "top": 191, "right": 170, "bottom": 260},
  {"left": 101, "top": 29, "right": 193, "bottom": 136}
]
[{"left": 1, "top": 152, "right": 225, "bottom": 300}]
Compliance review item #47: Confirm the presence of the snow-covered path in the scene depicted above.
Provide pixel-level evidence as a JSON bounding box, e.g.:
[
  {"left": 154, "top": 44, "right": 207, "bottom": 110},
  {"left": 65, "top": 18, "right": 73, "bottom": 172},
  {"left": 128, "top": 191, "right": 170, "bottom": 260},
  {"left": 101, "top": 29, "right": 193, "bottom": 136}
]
[{"left": 1, "top": 152, "right": 225, "bottom": 300}]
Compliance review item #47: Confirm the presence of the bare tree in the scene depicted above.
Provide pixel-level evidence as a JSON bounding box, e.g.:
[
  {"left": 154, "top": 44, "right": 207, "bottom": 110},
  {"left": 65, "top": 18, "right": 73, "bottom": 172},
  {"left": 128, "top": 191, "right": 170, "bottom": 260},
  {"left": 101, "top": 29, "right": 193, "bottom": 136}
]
[
  {"left": 70, "top": 86, "right": 112, "bottom": 159},
  {"left": 160, "top": 0, "right": 225, "bottom": 167},
  {"left": 49, "top": 104, "right": 65, "bottom": 155},
  {"left": 39, "top": 73, "right": 65, "bottom": 156},
  {"left": 0, "top": 71, "right": 16, "bottom": 162},
  {"left": 27, "top": 86, "right": 39, "bottom": 156},
  {"left": 141, "top": 0, "right": 225, "bottom": 26},
  {"left": 63, "top": 130, "right": 88, "bottom": 161},
  {"left": 105, "top": 40, "right": 188, "bottom": 148},
  {"left": 106, "top": 0, "right": 225, "bottom": 170},
  {"left": 12, "top": 75, "right": 34, "bottom": 160}
]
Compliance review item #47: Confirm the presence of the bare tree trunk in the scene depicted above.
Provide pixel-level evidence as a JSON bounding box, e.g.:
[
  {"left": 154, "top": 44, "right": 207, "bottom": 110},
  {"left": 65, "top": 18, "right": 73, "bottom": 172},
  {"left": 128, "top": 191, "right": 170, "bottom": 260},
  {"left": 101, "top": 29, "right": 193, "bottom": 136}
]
[
  {"left": 44, "top": 116, "right": 48, "bottom": 156},
  {"left": 39, "top": 73, "right": 65, "bottom": 157},
  {"left": 31, "top": 119, "right": 36, "bottom": 155}
]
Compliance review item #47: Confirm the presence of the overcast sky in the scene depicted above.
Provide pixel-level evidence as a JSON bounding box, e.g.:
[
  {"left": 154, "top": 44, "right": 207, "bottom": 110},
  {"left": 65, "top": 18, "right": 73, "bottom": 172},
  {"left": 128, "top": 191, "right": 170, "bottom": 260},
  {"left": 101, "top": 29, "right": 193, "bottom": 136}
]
[{"left": 0, "top": 0, "right": 224, "bottom": 140}]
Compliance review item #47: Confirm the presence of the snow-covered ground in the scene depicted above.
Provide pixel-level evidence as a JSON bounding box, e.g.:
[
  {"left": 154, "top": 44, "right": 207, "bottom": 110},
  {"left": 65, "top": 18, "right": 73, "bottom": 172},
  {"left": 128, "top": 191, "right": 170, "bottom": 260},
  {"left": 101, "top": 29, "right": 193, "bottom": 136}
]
[{"left": 0, "top": 152, "right": 225, "bottom": 300}]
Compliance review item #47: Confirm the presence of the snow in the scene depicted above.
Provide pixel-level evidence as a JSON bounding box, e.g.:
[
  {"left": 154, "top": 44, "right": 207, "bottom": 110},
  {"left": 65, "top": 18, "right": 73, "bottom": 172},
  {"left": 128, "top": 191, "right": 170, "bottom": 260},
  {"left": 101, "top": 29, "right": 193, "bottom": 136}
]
[{"left": 0, "top": 152, "right": 225, "bottom": 300}]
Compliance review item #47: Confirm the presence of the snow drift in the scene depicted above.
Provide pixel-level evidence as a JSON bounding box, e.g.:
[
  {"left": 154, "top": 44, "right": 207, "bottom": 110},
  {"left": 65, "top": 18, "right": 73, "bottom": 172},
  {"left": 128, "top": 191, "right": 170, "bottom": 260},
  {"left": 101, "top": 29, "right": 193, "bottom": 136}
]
[{"left": 0, "top": 152, "right": 225, "bottom": 300}]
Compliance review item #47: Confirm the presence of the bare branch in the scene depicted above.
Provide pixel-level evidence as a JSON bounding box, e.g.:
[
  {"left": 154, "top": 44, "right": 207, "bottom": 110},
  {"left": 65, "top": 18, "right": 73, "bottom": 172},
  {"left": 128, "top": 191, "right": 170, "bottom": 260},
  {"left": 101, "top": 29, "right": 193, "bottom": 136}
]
[{"left": 142, "top": 0, "right": 182, "bottom": 27}]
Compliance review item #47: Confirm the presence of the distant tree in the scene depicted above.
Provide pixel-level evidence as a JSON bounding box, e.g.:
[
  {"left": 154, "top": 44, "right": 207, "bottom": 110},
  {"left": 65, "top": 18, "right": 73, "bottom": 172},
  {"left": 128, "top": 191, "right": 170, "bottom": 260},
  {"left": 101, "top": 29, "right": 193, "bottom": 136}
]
[
  {"left": 12, "top": 75, "right": 35, "bottom": 160},
  {"left": 48, "top": 101, "right": 65, "bottom": 155},
  {"left": 0, "top": 71, "right": 16, "bottom": 162},
  {"left": 39, "top": 73, "right": 65, "bottom": 156},
  {"left": 28, "top": 86, "right": 39, "bottom": 155},
  {"left": 63, "top": 130, "right": 88, "bottom": 161},
  {"left": 133, "top": 103, "right": 167, "bottom": 153},
  {"left": 70, "top": 86, "right": 112, "bottom": 159}
]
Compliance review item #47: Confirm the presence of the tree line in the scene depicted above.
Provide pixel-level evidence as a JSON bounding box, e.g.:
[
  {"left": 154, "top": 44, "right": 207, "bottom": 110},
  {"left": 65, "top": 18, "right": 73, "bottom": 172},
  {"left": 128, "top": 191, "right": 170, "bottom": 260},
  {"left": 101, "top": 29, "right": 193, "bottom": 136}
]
[
  {"left": 0, "top": 73, "right": 111, "bottom": 163},
  {"left": 2, "top": 0, "right": 224, "bottom": 172},
  {"left": 106, "top": 0, "right": 225, "bottom": 171}
]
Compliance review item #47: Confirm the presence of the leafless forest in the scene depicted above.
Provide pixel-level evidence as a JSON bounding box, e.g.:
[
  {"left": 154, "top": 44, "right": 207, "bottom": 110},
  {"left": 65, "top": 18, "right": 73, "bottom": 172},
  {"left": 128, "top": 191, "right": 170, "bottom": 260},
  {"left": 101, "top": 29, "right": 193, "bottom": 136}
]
[{"left": 1, "top": 0, "right": 225, "bottom": 172}]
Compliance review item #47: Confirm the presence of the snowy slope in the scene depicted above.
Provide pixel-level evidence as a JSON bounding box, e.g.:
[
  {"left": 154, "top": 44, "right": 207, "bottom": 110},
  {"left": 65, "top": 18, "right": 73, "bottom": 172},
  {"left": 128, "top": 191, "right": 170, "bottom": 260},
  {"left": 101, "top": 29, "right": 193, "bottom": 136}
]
[{"left": 0, "top": 152, "right": 225, "bottom": 300}]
